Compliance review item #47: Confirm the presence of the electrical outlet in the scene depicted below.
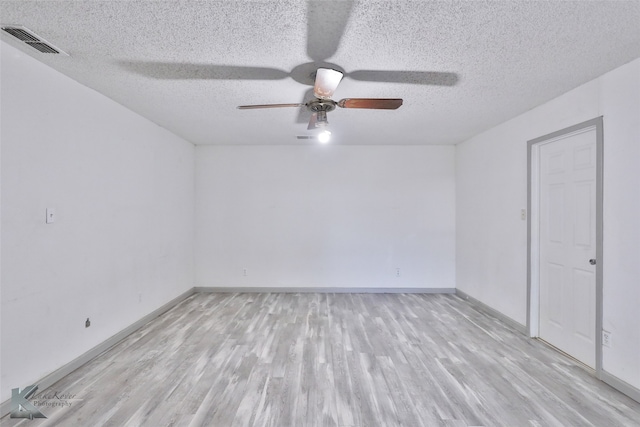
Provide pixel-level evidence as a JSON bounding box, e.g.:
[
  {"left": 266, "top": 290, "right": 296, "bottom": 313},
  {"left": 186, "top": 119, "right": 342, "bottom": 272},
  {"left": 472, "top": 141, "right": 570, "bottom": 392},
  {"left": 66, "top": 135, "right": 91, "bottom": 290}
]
[
  {"left": 396, "top": 268, "right": 401, "bottom": 277},
  {"left": 85, "top": 318, "right": 91, "bottom": 328},
  {"left": 520, "top": 209, "right": 527, "bottom": 221},
  {"left": 602, "top": 330, "right": 611, "bottom": 347},
  {"left": 138, "top": 293, "right": 142, "bottom": 303},
  {"left": 243, "top": 268, "right": 248, "bottom": 277}
]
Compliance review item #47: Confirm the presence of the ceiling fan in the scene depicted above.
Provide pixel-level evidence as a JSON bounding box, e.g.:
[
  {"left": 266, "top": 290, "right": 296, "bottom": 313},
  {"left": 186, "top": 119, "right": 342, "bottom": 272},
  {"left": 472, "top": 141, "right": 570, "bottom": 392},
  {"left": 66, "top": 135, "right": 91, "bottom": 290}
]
[
  {"left": 119, "top": 1, "right": 457, "bottom": 131},
  {"left": 237, "top": 68, "right": 402, "bottom": 130}
]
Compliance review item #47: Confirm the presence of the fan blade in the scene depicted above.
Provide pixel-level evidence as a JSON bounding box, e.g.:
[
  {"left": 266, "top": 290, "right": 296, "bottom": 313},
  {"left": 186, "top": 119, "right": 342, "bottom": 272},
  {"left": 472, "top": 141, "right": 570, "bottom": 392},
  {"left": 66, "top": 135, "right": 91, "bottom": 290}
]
[
  {"left": 297, "top": 88, "right": 315, "bottom": 124},
  {"left": 314, "top": 68, "right": 343, "bottom": 99},
  {"left": 337, "top": 98, "right": 403, "bottom": 109},
  {"left": 307, "top": 1, "right": 354, "bottom": 62},
  {"left": 119, "top": 61, "right": 289, "bottom": 80},
  {"left": 348, "top": 70, "right": 459, "bottom": 86},
  {"left": 307, "top": 113, "right": 318, "bottom": 130},
  {"left": 237, "top": 103, "right": 305, "bottom": 109}
]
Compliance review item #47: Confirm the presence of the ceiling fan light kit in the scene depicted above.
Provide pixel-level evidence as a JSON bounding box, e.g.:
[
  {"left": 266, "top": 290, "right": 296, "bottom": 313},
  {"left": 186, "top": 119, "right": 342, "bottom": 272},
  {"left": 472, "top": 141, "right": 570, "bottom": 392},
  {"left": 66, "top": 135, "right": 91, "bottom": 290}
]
[{"left": 318, "top": 130, "right": 331, "bottom": 143}]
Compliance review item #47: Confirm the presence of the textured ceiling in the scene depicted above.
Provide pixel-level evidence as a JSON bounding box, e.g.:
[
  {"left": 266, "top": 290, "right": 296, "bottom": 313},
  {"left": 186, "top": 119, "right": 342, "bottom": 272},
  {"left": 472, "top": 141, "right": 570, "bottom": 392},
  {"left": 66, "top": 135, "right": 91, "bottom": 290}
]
[{"left": 1, "top": 1, "right": 639, "bottom": 146}]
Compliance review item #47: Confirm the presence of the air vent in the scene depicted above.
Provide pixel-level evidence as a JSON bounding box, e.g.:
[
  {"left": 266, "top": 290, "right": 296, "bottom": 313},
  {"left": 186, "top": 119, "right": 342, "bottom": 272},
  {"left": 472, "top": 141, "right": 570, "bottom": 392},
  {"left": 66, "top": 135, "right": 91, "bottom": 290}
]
[
  {"left": 1, "top": 25, "right": 68, "bottom": 55},
  {"left": 296, "top": 136, "right": 317, "bottom": 140},
  {"left": 2, "top": 27, "right": 39, "bottom": 42},
  {"left": 29, "top": 42, "right": 60, "bottom": 54}
]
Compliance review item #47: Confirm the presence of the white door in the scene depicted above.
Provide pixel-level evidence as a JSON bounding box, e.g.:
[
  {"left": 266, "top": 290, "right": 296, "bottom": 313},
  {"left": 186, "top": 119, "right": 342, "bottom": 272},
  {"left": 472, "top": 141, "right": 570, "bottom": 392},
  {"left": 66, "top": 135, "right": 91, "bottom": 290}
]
[{"left": 538, "top": 128, "right": 597, "bottom": 368}]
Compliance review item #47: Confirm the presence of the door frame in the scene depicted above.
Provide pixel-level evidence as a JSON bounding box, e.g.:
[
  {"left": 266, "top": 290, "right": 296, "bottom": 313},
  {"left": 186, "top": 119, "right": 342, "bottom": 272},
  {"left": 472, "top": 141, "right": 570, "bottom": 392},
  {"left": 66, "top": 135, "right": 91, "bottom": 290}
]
[{"left": 526, "top": 116, "right": 604, "bottom": 377}]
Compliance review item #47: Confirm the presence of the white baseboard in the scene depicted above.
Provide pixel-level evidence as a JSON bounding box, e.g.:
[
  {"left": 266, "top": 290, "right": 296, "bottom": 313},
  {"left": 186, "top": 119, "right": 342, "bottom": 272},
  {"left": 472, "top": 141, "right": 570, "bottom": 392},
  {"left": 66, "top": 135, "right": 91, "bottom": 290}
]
[
  {"left": 0, "top": 287, "right": 195, "bottom": 418},
  {"left": 194, "top": 286, "right": 456, "bottom": 294}
]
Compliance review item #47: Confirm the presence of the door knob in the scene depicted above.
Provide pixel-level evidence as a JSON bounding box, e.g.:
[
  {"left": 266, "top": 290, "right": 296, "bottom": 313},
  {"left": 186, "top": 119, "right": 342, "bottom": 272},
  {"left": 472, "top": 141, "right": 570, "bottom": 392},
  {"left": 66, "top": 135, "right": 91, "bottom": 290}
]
[{"left": 589, "top": 259, "right": 597, "bottom": 265}]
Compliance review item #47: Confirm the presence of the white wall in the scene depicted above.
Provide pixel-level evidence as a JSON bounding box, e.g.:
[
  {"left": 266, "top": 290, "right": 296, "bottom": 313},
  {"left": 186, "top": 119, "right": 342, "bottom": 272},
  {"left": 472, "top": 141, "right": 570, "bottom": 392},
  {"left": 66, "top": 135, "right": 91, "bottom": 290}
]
[
  {"left": 456, "top": 58, "right": 640, "bottom": 390},
  {"left": 196, "top": 145, "right": 455, "bottom": 290},
  {"left": 600, "top": 61, "right": 640, "bottom": 388},
  {"left": 0, "top": 42, "right": 195, "bottom": 402}
]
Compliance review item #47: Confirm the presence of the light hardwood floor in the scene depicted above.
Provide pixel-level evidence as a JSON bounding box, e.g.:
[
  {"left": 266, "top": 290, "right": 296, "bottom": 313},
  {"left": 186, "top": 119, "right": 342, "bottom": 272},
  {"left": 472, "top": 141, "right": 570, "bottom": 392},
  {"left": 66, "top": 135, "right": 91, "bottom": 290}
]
[{"left": 3, "top": 292, "right": 640, "bottom": 426}]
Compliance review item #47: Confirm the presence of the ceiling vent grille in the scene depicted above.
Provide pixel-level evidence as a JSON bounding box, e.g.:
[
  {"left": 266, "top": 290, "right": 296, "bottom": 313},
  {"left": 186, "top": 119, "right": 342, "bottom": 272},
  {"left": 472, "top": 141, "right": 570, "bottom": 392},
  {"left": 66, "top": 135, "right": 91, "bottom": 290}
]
[
  {"left": 29, "top": 41, "right": 60, "bottom": 54},
  {"left": 1, "top": 25, "right": 68, "bottom": 55}
]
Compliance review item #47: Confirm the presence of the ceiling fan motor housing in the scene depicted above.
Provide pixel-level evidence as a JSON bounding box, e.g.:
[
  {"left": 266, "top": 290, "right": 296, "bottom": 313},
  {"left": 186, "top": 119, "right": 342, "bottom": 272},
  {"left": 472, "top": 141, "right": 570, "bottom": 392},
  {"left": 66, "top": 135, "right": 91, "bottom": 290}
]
[
  {"left": 307, "top": 99, "right": 336, "bottom": 127},
  {"left": 307, "top": 99, "right": 337, "bottom": 113}
]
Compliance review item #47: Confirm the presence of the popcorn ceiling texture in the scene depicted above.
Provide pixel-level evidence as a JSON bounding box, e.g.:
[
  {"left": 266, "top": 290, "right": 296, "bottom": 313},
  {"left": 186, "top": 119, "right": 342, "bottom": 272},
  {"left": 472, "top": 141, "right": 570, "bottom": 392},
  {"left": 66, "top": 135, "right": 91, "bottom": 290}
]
[{"left": 1, "top": 0, "right": 639, "bottom": 145}]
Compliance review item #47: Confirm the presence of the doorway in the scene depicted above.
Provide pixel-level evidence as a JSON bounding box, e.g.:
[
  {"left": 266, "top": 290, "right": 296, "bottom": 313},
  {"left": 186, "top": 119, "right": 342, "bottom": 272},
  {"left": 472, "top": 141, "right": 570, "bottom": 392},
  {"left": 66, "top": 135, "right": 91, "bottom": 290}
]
[{"left": 527, "top": 117, "right": 603, "bottom": 373}]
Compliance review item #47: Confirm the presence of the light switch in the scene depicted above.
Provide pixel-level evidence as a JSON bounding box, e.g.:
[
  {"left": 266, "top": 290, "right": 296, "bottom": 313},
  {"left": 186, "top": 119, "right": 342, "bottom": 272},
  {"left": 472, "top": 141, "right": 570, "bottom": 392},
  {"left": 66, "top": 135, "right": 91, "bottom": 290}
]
[
  {"left": 46, "top": 208, "right": 56, "bottom": 224},
  {"left": 520, "top": 209, "right": 527, "bottom": 221}
]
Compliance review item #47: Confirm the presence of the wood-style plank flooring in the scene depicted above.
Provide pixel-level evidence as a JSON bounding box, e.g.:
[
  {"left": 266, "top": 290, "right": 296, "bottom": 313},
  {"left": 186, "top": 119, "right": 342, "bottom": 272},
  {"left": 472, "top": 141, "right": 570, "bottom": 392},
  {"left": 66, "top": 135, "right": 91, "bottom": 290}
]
[{"left": 3, "top": 292, "right": 640, "bottom": 426}]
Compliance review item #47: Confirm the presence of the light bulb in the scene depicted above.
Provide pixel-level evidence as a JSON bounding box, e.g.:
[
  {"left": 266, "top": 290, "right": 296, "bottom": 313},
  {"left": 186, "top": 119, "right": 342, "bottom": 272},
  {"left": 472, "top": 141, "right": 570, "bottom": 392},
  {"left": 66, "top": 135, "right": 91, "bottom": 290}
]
[{"left": 318, "top": 130, "right": 331, "bottom": 144}]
